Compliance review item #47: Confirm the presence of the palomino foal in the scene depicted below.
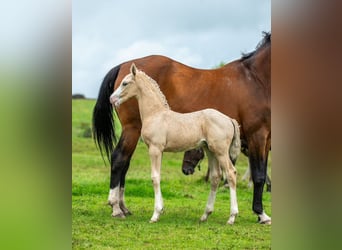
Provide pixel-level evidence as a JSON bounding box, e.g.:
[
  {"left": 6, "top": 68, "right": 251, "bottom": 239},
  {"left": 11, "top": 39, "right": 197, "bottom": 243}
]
[{"left": 110, "top": 63, "right": 241, "bottom": 224}]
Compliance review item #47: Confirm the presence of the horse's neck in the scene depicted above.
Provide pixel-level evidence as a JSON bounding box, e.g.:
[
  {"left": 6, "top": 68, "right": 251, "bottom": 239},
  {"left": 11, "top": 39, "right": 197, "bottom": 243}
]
[
  {"left": 248, "top": 47, "right": 270, "bottom": 87},
  {"left": 137, "top": 85, "right": 169, "bottom": 122}
]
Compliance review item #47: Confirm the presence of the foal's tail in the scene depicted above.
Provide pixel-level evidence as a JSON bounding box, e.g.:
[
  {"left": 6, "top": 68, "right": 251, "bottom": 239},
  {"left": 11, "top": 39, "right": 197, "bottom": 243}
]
[
  {"left": 92, "top": 64, "right": 121, "bottom": 163},
  {"left": 229, "top": 119, "right": 241, "bottom": 164}
]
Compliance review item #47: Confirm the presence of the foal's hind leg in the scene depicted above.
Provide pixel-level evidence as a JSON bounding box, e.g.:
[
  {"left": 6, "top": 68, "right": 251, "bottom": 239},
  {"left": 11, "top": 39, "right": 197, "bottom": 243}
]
[
  {"left": 200, "top": 150, "right": 220, "bottom": 222},
  {"left": 218, "top": 155, "right": 238, "bottom": 225}
]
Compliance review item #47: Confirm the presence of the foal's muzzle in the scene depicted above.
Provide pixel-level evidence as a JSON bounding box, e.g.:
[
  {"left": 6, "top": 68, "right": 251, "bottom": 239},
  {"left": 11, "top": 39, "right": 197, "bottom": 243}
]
[{"left": 110, "top": 95, "right": 120, "bottom": 107}]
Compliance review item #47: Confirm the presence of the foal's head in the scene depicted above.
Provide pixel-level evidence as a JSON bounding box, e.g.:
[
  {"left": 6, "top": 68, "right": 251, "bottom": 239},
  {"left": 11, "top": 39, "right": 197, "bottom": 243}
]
[{"left": 110, "top": 63, "right": 139, "bottom": 107}]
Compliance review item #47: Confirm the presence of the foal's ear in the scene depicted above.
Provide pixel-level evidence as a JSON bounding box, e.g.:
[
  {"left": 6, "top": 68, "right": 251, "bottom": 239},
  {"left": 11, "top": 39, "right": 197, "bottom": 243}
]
[{"left": 130, "top": 63, "right": 137, "bottom": 76}]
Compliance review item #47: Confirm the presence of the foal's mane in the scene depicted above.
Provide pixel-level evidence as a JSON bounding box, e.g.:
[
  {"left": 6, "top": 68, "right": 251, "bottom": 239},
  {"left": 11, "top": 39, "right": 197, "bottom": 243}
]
[
  {"left": 137, "top": 71, "right": 170, "bottom": 109},
  {"left": 241, "top": 31, "right": 271, "bottom": 61}
]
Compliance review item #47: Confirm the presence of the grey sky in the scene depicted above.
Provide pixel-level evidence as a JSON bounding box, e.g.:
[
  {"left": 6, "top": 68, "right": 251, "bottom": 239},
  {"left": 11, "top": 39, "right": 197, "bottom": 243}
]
[{"left": 72, "top": 0, "right": 270, "bottom": 98}]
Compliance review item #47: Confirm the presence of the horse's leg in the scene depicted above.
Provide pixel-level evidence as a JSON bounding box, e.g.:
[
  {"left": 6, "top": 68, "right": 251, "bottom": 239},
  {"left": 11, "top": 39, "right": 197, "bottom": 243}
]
[
  {"left": 217, "top": 154, "right": 238, "bottom": 225},
  {"left": 200, "top": 150, "right": 220, "bottom": 222},
  {"left": 266, "top": 173, "right": 271, "bottom": 192},
  {"left": 248, "top": 130, "right": 271, "bottom": 224},
  {"left": 242, "top": 163, "right": 271, "bottom": 191},
  {"left": 119, "top": 164, "right": 131, "bottom": 215},
  {"left": 242, "top": 164, "right": 250, "bottom": 181},
  {"left": 265, "top": 137, "right": 271, "bottom": 192},
  {"left": 241, "top": 164, "right": 253, "bottom": 188},
  {"left": 149, "top": 145, "right": 163, "bottom": 223},
  {"left": 108, "top": 129, "right": 140, "bottom": 218}
]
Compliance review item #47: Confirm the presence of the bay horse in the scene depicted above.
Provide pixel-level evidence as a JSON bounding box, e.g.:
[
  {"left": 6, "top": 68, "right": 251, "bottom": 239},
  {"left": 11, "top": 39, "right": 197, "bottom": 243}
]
[
  {"left": 109, "top": 63, "right": 241, "bottom": 224},
  {"left": 93, "top": 32, "right": 271, "bottom": 224}
]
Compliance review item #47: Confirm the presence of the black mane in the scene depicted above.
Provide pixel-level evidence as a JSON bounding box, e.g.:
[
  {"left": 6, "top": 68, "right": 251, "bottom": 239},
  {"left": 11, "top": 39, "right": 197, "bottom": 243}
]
[{"left": 241, "top": 31, "right": 271, "bottom": 60}]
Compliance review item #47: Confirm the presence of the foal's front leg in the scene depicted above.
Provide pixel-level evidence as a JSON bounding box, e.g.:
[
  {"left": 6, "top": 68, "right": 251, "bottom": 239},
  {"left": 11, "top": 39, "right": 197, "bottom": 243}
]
[{"left": 149, "top": 145, "right": 164, "bottom": 223}]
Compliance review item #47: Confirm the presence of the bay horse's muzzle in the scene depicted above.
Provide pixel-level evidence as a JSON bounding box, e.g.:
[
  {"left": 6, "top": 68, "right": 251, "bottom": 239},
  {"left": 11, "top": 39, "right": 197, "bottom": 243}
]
[
  {"left": 182, "top": 165, "right": 195, "bottom": 175},
  {"left": 181, "top": 148, "right": 204, "bottom": 175}
]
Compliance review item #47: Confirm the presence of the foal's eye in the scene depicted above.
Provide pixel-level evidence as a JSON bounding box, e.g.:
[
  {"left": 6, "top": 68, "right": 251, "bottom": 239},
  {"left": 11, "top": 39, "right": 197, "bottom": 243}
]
[{"left": 122, "top": 82, "right": 128, "bottom": 86}]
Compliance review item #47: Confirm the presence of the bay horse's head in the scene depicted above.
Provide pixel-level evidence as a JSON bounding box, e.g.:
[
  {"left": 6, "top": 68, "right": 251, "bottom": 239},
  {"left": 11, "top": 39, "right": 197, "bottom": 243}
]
[
  {"left": 110, "top": 63, "right": 139, "bottom": 107},
  {"left": 182, "top": 148, "right": 205, "bottom": 175}
]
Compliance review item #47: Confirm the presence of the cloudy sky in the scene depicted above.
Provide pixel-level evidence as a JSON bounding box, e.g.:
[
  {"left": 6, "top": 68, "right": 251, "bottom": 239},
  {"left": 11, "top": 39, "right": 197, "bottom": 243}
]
[{"left": 72, "top": 0, "right": 271, "bottom": 98}]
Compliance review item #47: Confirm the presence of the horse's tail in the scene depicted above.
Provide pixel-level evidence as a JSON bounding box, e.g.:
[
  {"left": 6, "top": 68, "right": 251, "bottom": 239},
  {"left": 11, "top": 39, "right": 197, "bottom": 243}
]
[
  {"left": 229, "top": 119, "right": 241, "bottom": 164},
  {"left": 92, "top": 64, "right": 121, "bottom": 163}
]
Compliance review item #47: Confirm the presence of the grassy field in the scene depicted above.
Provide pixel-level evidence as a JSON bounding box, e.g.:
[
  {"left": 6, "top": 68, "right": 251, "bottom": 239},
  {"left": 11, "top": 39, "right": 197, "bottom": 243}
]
[{"left": 72, "top": 99, "right": 271, "bottom": 249}]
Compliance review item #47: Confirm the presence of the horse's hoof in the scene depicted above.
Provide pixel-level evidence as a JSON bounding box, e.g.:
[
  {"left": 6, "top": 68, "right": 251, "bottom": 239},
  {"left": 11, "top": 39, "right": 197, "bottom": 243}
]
[
  {"left": 260, "top": 219, "right": 271, "bottom": 225},
  {"left": 112, "top": 213, "right": 126, "bottom": 219},
  {"left": 257, "top": 212, "right": 271, "bottom": 225},
  {"left": 123, "top": 210, "right": 132, "bottom": 216},
  {"left": 120, "top": 206, "right": 132, "bottom": 216}
]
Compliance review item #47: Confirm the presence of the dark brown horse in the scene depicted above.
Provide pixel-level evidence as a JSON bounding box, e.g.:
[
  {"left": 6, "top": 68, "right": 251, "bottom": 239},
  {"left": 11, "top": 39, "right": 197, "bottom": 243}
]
[{"left": 93, "top": 32, "right": 271, "bottom": 224}]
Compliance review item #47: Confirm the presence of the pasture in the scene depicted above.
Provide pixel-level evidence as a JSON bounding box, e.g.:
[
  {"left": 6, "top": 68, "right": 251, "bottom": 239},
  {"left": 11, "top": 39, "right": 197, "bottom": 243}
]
[{"left": 72, "top": 99, "right": 271, "bottom": 249}]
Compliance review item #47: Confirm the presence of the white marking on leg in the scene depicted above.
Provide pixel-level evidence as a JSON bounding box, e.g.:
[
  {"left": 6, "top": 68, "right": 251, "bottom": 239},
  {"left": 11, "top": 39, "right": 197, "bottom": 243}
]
[
  {"left": 227, "top": 187, "right": 238, "bottom": 225},
  {"left": 108, "top": 187, "right": 124, "bottom": 217},
  {"left": 200, "top": 189, "right": 217, "bottom": 222},
  {"left": 149, "top": 146, "right": 163, "bottom": 223},
  {"left": 225, "top": 159, "right": 238, "bottom": 225},
  {"left": 108, "top": 187, "right": 119, "bottom": 204},
  {"left": 258, "top": 211, "right": 271, "bottom": 224},
  {"left": 150, "top": 173, "right": 164, "bottom": 223}
]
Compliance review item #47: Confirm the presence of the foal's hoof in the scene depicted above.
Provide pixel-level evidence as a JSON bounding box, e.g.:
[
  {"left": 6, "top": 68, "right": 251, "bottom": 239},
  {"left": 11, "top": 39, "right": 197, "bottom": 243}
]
[
  {"left": 199, "top": 211, "right": 211, "bottom": 222},
  {"left": 227, "top": 217, "right": 235, "bottom": 225},
  {"left": 227, "top": 213, "right": 238, "bottom": 225},
  {"left": 199, "top": 216, "right": 207, "bottom": 223},
  {"left": 149, "top": 218, "right": 158, "bottom": 223}
]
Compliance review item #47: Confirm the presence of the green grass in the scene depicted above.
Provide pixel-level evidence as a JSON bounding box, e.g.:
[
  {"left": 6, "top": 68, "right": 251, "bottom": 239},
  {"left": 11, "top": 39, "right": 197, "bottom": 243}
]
[{"left": 72, "top": 99, "right": 271, "bottom": 249}]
